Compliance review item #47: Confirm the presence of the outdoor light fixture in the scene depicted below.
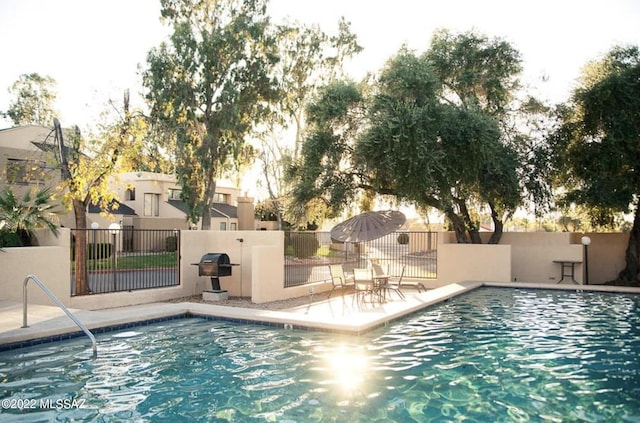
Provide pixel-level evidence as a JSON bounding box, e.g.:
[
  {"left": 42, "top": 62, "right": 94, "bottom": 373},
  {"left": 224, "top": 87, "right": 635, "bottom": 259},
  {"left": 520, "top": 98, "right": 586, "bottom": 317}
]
[
  {"left": 581, "top": 236, "right": 591, "bottom": 285},
  {"left": 91, "top": 222, "right": 99, "bottom": 230},
  {"left": 108, "top": 223, "right": 121, "bottom": 291}
]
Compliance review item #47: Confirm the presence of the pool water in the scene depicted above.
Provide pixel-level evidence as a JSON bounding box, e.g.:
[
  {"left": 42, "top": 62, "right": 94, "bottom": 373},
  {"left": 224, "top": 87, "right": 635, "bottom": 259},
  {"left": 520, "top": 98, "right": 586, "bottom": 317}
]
[{"left": 1, "top": 288, "right": 639, "bottom": 422}]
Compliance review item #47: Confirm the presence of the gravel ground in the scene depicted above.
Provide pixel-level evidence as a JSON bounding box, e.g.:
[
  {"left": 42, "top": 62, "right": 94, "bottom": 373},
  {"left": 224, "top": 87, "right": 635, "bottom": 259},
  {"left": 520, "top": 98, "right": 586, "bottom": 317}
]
[{"left": 166, "top": 290, "right": 334, "bottom": 310}]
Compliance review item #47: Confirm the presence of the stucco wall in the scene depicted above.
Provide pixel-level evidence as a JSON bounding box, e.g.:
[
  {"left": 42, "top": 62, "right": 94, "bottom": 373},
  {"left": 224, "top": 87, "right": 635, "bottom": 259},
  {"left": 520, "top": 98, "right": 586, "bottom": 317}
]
[
  {"left": 501, "top": 232, "right": 583, "bottom": 284},
  {"left": 2, "top": 228, "right": 633, "bottom": 311},
  {"left": 437, "top": 231, "right": 626, "bottom": 285},
  {"left": 0, "top": 229, "right": 71, "bottom": 306},
  {"left": 437, "top": 243, "right": 512, "bottom": 287},
  {"left": 570, "top": 232, "right": 629, "bottom": 284}
]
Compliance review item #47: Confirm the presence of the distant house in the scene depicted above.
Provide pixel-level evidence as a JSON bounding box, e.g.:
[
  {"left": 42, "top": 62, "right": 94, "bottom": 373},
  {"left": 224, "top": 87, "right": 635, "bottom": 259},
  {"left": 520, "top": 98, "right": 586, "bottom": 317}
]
[
  {"left": 1, "top": 125, "right": 256, "bottom": 231},
  {"left": 0, "top": 125, "right": 76, "bottom": 228},
  {"left": 91, "top": 171, "right": 256, "bottom": 231}
]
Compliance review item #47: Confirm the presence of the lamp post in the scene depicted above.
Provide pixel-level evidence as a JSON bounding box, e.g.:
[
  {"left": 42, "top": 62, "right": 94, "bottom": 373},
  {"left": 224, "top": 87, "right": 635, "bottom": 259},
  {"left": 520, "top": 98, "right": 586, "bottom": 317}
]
[
  {"left": 581, "top": 236, "right": 591, "bottom": 285},
  {"left": 109, "top": 223, "right": 121, "bottom": 291}
]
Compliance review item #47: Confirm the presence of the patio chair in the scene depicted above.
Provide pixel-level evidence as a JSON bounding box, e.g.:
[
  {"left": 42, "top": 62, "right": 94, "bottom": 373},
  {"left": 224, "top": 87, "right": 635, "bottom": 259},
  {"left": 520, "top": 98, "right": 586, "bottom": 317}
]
[
  {"left": 386, "top": 265, "right": 407, "bottom": 300},
  {"left": 327, "top": 264, "right": 355, "bottom": 298},
  {"left": 396, "top": 266, "right": 427, "bottom": 293},
  {"left": 352, "top": 267, "right": 376, "bottom": 306},
  {"left": 370, "top": 258, "right": 391, "bottom": 301},
  {"left": 371, "top": 259, "right": 406, "bottom": 300}
]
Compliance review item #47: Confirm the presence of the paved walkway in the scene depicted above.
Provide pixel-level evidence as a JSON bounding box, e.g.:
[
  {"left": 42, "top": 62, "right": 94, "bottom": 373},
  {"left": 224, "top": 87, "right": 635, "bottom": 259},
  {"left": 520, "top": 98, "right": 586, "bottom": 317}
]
[{"left": 2, "top": 281, "right": 639, "bottom": 351}]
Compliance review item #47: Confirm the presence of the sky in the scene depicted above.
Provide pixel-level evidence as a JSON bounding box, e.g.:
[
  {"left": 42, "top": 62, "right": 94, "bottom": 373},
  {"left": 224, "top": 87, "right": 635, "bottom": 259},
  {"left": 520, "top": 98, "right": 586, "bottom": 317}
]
[{"left": 1, "top": 0, "right": 639, "bottom": 132}]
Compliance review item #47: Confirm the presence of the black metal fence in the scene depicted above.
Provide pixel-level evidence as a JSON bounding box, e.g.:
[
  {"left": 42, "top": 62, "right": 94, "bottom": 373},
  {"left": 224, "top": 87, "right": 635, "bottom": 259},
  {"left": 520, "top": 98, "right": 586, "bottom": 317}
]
[
  {"left": 284, "top": 231, "right": 437, "bottom": 287},
  {"left": 70, "top": 228, "right": 180, "bottom": 295}
]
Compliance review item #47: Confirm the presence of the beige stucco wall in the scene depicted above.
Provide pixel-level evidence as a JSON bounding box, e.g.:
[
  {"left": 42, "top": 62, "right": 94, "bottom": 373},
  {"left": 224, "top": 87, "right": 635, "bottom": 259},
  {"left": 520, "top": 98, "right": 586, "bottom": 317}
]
[
  {"left": 0, "top": 229, "right": 71, "bottom": 306},
  {"left": 180, "top": 230, "right": 283, "bottom": 298},
  {"left": 502, "top": 232, "right": 584, "bottom": 284},
  {"left": 1, "top": 228, "right": 633, "bottom": 311},
  {"left": 437, "top": 243, "right": 512, "bottom": 287},
  {"left": 437, "top": 231, "right": 626, "bottom": 285},
  {"left": 570, "top": 232, "right": 629, "bottom": 284}
]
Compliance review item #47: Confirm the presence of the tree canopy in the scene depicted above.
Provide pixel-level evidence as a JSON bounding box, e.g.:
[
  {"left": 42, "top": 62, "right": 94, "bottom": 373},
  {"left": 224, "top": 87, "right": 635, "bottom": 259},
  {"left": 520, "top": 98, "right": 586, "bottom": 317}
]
[
  {"left": 3, "top": 73, "right": 58, "bottom": 126},
  {"left": 551, "top": 45, "right": 640, "bottom": 285},
  {"left": 289, "top": 31, "right": 546, "bottom": 243},
  {"left": 256, "top": 17, "right": 361, "bottom": 230},
  {"left": 143, "top": 0, "right": 280, "bottom": 229}
]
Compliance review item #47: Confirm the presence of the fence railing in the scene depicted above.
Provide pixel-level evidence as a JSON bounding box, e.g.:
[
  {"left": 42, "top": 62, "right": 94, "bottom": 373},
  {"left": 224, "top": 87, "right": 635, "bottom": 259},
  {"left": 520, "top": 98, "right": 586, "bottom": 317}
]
[
  {"left": 70, "top": 228, "right": 180, "bottom": 296},
  {"left": 284, "top": 231, "right": 437, "bottom": 288}
]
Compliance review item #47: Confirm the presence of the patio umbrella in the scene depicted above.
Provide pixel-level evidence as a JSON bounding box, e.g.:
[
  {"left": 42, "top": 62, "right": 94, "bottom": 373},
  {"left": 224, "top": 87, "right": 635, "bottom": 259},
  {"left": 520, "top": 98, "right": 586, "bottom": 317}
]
[{"left": 330, "top": 210, "right": 406, "bottom": 243}]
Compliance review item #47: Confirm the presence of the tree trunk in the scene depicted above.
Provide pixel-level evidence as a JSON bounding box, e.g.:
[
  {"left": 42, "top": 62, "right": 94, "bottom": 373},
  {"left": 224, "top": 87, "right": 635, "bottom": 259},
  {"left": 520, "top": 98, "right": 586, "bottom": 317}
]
[
  {"left": 458, "top": 200, "right": 482, "bottom": 244},
  {"left": 73, "top": 199, "right": 89, "bottom": 295},
  {"left": 487, "top": 201, "right": 504, "bottom": 244},
  {"left": 446, "top": 210, "right": 470, "bottom": 243},
  {"left": 200, "top": 177, "right": 217, "bottom": 230},
  {"left": 617, "top": 203, "right": 640, "bottom": 285}
]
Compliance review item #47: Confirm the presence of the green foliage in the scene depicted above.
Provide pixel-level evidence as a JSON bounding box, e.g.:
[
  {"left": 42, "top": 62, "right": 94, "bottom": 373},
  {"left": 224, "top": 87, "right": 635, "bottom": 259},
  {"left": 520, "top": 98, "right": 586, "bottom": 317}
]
[
  {"left": 552, "top": 45, "right": 640, "bottom": 222},
  {"left": 0, "top": 231, "right": 24, "bottom": 248},
  {"left": 89, "top": 243, "right": 113, "bottom": 260},
  {"left": 73, "top": 243, "right": 113, "bottom": 260},
  {"left": 3, "top": 73, "right": 58, "bottom": 125},
  {"left": 427, "top": 29, "right": 522, "bottom": 116},
  {"left": 290, "top": 30, "right": 539, "bottom": 244},
  {"left": 290, "top": 233, "right": 320, "bottom": 258},
  {"left": 144, "top": 0, "right": 279, "bottom": 228},
  {"left": 287, "top": 80, "right": 365, "bottom": 223},
  {"left": 0, "top": 187, "right": 59, "bottom": 247},
  {"left": 165, "top": 235, "right": 178, "bottom": 252},
  {"left": 551, "top": 45, "right": 640, "bottom": 284}
]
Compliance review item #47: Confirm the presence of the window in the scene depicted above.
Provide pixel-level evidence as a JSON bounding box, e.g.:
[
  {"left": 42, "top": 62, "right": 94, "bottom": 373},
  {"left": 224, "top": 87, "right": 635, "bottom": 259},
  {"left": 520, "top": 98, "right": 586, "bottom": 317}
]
[
  {"left": 213, "top": 193, "right": 229, "bottom": 204},
  {"left": 144, "top": 193, "right": 160, "bottom": 216},
  {"left": 230, "top": 223, "right": 237, "bottom": 231},
  {"left": 6, "top": 158, "right": 45, "bottom": 185},
  {"left": 219, "top": 221, "right": 227, "bottom": 231},
  {"left": 125, "top": 188, "right": 135, "bottom": 201},
  {"left": 167, "top": 188, "right": 182, "bottom": 200}
]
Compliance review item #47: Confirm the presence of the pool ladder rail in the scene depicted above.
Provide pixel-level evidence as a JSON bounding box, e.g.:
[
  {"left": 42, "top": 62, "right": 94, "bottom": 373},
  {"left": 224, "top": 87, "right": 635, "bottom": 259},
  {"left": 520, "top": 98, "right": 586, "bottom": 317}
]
[{"left": 22, "top": 274, "right": 97, "bottom": 357}]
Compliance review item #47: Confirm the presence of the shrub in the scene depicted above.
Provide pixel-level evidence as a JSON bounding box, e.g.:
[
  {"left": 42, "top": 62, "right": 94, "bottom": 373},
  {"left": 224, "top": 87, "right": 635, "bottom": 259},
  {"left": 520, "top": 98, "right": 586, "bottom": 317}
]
[
  {"left": 397, "top": 233, "right": 409, "bottom": 245},
  {"left": 166, "top": 235, "right": 178, "bottom": 252},
  {"left": 88, "top": 243, "right": 113, "bottom": 260},
  {"left": 291, "top": 233, "right": 320, "bottom": 258},
  {"left": 72, "top": 243, "right": 113, "bottom": 259},
  {"left": 0, "top": 230, "right": 24, "bottom": 247}
]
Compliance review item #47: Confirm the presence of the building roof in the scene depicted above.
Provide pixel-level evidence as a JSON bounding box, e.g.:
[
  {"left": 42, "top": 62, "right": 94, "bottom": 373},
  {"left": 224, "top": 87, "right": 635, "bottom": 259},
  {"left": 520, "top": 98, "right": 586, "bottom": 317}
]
[
  {"left": 211, "top": 203, "right": 238, "bottom": 219},
  {"left": 167, "top": 200, "right": 237, "bottom": 218},
  {"left": 88, "top": 200, "right": 137, "bottom": 216}
]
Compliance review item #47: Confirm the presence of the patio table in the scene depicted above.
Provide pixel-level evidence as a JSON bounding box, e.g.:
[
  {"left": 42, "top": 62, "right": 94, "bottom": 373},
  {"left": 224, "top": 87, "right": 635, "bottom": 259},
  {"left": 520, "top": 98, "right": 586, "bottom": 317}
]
[{"left": 553, "top": 260, "right": 582, "bottom": 284}]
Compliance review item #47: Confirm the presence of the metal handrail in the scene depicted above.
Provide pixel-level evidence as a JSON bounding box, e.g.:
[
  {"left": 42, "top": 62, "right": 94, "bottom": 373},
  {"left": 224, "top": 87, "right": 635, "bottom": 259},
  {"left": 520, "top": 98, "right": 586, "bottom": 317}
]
[{"left": 22, "top": 275, "right": 97, "bottom": 357}]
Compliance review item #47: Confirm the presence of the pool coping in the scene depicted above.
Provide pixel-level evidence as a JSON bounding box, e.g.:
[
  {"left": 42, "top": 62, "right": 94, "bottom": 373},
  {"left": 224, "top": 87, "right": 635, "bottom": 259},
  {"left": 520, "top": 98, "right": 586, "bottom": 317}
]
[{"left": 1, "top": 281, "right": 639, "bottom": 351}]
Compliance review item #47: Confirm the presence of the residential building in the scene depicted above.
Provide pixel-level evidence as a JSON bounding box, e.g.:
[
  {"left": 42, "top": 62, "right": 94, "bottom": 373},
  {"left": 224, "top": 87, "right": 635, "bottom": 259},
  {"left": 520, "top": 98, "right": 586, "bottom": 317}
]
[
  {"left": 1, "top": 125, "right": 256, "bottom": 231},
  {"left": 0, "top": 125, "right": 76, "bottom": 228}
]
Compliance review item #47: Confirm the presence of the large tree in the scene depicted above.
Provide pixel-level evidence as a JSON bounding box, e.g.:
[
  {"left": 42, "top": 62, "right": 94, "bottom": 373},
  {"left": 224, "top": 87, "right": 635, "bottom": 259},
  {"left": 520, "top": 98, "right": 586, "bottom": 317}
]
[
  {"left": 55, "top": 91, "right": 143, "bottom": 294},
  {"left": 551, "top": 45, "right": 640, "bottom": 285},
  {"left": 3, "top": 73, "right": 58, "bottom": 126},
  {"left": 257, "top": 17, "right": 361, "bottom": 229},
  {"left": 290, "top": 30, "right": 543, "bottom": 243},
  {"left": 143, "top": 0, "right": 279, "bottom": 229}
]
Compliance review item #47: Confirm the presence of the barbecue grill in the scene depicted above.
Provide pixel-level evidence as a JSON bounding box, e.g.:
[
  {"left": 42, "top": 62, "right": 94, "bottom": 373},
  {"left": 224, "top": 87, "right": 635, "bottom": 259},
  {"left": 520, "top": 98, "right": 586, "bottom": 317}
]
[{"left": 196, "top": 252, "right": 233, "bottom": 291}]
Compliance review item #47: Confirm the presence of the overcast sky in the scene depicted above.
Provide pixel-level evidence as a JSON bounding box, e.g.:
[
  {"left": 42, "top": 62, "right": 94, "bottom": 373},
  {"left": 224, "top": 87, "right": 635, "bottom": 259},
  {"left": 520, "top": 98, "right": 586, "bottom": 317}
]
[{"left": 1, "top": 0, "right": 639, "bottom": 131}]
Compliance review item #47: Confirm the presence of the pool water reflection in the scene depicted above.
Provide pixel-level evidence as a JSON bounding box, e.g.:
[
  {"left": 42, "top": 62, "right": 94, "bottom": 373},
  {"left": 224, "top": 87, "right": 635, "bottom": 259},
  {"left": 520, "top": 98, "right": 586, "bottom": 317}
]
[{"left": 1, "top": 287, "right": 639, "bottom": 422}]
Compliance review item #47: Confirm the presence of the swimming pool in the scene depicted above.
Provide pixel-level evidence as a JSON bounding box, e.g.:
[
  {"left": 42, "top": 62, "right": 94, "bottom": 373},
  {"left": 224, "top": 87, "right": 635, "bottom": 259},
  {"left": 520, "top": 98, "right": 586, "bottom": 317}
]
[{"left": 1, "top": 287, "right": 639, "bottom": 421}]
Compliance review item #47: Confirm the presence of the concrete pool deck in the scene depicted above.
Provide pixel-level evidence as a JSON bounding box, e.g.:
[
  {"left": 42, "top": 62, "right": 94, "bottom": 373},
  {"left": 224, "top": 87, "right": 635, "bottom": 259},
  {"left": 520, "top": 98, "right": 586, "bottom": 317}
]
[{"left": 2, "top": 281, "right": 640, "bottom": 351}]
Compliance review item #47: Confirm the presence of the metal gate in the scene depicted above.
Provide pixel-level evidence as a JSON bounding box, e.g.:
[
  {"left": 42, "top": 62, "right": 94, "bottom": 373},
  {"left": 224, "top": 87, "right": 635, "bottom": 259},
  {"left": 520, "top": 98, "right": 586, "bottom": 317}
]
[
  {"left": 70, "top": 228, "right": 180, "bottom": 295},
  {"left": 284, "top": 231, "right": 437, "bottom": 287}
]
